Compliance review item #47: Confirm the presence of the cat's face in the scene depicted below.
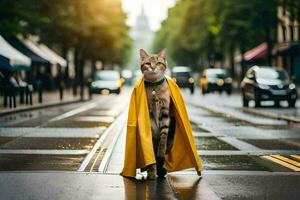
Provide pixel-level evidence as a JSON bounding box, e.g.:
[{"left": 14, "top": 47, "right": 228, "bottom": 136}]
[{"left": 140, "top": 49, "right": 167, "bottom": 82}]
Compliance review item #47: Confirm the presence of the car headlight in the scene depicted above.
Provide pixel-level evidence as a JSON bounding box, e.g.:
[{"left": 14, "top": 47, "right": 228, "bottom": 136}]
[
  {"left": 289, "top": 83, "right": 296, "bottom": 90},
  {"left": 258, "top": 84, "right": 270, "bottom": 90},
  {"left": 117, "top": 80, "right": 122, "bottom": 87},
  {"left": 225, "top": 77, "right": 232, "bottom": 83},
  {"left": 216, "top": 79, "right": 224, "bottom": 86},
  {"left": 188, "top": 77, "right": 194, "bottom": 83}
]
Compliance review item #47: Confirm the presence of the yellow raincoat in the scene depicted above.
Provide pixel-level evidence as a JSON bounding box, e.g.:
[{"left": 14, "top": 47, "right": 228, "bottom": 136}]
[{"left": 121, "top": 77, "right": 202, "bottom": 178}]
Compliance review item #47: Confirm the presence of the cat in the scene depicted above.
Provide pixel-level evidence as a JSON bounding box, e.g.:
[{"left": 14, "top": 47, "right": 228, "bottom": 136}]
[{"left": 140, "top": 48, "right": 175, "bottom": 179}]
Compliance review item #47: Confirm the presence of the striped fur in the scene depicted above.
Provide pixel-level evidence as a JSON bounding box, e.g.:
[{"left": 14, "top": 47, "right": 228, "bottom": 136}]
[{"left": 140, "top": 49, "right": 171, "bottom": 179}]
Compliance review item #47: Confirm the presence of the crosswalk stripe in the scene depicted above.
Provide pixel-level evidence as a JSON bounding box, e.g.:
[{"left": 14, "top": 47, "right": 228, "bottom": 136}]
[
  {"left": 262, "top": 156, "right": 300, "bottom": 171},
  {"left": 291, "top": 155, "right": 300, "bottom": 161},
  {"left": 271, "top": 155, "right": 300, "bottom": 167}
]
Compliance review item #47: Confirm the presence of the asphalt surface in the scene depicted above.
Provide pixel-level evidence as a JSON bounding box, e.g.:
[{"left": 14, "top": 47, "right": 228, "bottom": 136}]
[
  {"left": 0, "top": 87, "right": 300, "bottom": 199},
  {"left": 0, "top": 89, "right": 130, "bottom": 171}
]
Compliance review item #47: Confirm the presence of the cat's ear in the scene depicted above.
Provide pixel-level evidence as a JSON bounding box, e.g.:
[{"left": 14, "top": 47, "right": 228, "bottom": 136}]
[
  {"left": 140, "top": 49, "right": 148, "bottom": 61},
  {"left": 158, "top": 48, "right": 167, "bottom": 61}
]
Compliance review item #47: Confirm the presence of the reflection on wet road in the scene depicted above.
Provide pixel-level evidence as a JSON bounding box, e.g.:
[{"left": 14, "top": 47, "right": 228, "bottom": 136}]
[
  {"left": 0, "top": 90, "right": 130, "bottom": 171},
  {"left": 184, "top": 89, "right": 300, "bottom": 172}
]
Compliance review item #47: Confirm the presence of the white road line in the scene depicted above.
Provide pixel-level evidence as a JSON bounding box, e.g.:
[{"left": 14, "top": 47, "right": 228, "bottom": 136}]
[
  {"left": 0, "top": 149, "right": 89, "bottom": 155},
  {"left": 98, "top": 121, "right": 126, "bottom": 173},
  {"left": 78, "top": 110, "right": 127, "bottom": 172},
  {"left": 0, "top": 127, "right": 105, "bottom": 138},
  {"left": 38, "top": 102, "right": 99, "bottom": 127},
  {"left": 198, "top": 150, "right": 300, "bottom": 156}
]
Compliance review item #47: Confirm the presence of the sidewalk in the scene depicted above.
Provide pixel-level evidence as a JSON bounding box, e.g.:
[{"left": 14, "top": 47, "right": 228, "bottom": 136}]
[{"left": 0, "top": 88, "right": 90, "bottom": 116}]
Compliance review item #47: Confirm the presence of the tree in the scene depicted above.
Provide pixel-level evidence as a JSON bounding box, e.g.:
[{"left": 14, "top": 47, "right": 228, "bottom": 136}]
[{"left": 152, "top": 0, "right": 278, "bottom": 77}]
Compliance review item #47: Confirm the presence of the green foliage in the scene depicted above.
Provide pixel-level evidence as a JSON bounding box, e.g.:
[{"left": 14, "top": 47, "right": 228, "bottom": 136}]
[
  {"left": 152, "top": 0, "right": 279, "bottom": 70},
  {"left": 0, "top": 0, "right": 132, "bottom": 66}
]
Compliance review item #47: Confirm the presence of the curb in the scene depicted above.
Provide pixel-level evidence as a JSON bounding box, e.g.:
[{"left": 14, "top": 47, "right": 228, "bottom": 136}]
[
  {"left": 242, "top": 107, "right": 300, "bottom": 123},
  {"left": 0, "top": 98, "right": 90, "bottom": 117}
]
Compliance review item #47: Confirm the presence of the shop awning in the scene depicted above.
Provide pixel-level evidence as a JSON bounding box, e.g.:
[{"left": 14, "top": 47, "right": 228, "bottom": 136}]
[
  {"left": 6, "top": 37, "right": 50, "bottom": 65},
  {"left": 244, "top": 42, "right": 268, "bottom": 61},
  {"left": 22, "top": 39, "right": 67, "bottom": 67},
  {"left": 38, "top": 44, "right": 67, "bottom": 67},
  {"left": 0, "top": 35, "right": 31, "bottom": 71},
  {"left": 21, "top": 38, "right": 57, "bottom": 65},
  {"left": 235, "top": 43, "right": 268, "bottom": 63}
]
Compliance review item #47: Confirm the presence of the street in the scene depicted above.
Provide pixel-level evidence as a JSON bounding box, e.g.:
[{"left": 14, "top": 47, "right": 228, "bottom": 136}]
[{"left": 0, "top": 87, "right": 300, "bottom": 199}]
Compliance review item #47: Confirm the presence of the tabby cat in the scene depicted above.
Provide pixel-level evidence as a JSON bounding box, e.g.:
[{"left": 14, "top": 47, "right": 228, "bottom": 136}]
[{"left": 140, "top": 48, "right": 174, "bottom": 179}]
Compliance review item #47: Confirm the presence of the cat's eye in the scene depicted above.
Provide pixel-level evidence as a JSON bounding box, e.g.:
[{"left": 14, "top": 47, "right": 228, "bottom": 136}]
[
  {"left": 157, "top": 62, "right": 165, "bottom": 66},
  {"left": 143, "top": 62, "right": 151, "bottom": 67}
]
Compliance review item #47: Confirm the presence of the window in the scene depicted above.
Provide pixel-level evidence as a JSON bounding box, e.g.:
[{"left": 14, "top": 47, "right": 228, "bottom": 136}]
[
  {"left": 290, "top": 25, "right": 294, "bottom": 41},
  {"left": 282, "top": 25, "right": 286, "bottom": 41}
]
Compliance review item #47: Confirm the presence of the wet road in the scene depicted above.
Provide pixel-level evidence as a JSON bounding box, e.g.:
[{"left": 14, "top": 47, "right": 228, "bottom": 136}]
[
  {"left": 0, "top": 89, "right": 130, "bottom": 171},
  {"left": 183, "top": 89, "right": 300, "bottom": 172},
  {"left": 1, "top": 86, "right": 300, "bottom": 199}
]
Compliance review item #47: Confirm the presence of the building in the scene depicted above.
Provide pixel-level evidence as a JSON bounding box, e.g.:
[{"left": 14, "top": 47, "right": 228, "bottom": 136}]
[
  {"left": 128, "top": 5, "right": 153, "bottom": 70},
  {"left": 274, "top": 4, "right": 300, "bottom": 83}
]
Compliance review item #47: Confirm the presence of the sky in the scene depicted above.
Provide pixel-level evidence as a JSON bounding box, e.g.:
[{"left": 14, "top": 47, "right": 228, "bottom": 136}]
[{"left": 121, "top": 0, "right": 176, "bottom": 32}]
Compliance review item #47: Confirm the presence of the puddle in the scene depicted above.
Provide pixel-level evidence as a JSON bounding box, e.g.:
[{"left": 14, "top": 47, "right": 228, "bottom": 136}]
[
  {"left": 0, "top": 154, "right": 84, "bottom": 171},
  {"left": 0, "top": 138, "right": 97, "bottom": 150},
  {"left": 195, "top": 137, "right": 237, "bottom": 150},
  {"left": 201, "top": 155, "right": 270, "bottom": 171},
  {"left": 242, "top": 139, "right": 300, "bottom": 150}
]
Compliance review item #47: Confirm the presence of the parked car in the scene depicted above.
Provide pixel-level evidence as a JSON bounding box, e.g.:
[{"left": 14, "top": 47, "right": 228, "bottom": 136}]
[
  {"left": 171, "top": 66, "right": 194, "bottom": 94},
  {"left": 90, "top": 70, "right": 122, "bottom": 94},
  {"left": 241, "top": 66, "right": 297, "bottom": 107},
  {"left": 199, "top": 68, "right": 232, "bottom": 95}
]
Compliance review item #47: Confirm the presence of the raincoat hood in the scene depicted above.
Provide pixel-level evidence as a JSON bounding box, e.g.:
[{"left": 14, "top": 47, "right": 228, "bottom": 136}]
[{"left": 121, "top": 77, "right": 202, "bottom": 177}]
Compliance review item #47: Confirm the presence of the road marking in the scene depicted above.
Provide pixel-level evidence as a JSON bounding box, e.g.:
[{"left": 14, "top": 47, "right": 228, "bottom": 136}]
[
  {"left": 0, "top": 149, "right": 89, "bottom": 155},
  {"left": 271, "top": 155, "right": 300, "bottom": 167},
  {"left": 198, "top": 150, "right": 300, "bottom": 156},
  {"left": 78, "top": 110, "right": 126, "bottom": 172},
  {"left": 38, "top": 102, "right": 99, "bottom": 127},
  {"left": 0, "top": 127, "right": 105, "bottom": 138},
  {"left": 98, "top": 123, "right": 126, "bottom": 173},
  {"left": 263, "top": 155, "right": 300, "bottom": 171},
  {"left": 291, "top": 155, "right": 300, "bottom": 161}
]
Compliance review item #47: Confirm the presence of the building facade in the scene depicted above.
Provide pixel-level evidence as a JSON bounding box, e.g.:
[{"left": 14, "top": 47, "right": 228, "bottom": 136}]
[{"left": 275, "top": 5, "right": 300, "bottom": 83}]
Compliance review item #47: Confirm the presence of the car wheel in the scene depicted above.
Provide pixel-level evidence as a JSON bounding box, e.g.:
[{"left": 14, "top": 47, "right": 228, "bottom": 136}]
[
  {"left": 242, "top": 94, "right": 249, "bottom": 107},
  {"left": 190, "top": 86, "right": 194, "bottom": 94},
  {"left": 254, "top": 97, "right": 261, "bottom": 108},
  {"left": 274, "top": 100, "right": 280, "bottom": 107},
  {"left": 201, "top": 89, "right": 206, "bottom": 95},
  {"left": 116, "top": 88, "right": 121, "bottom": 95},
  {"left": 288, "top": 99, "right": 296, "bottom": 108},
  {"left": 226, "top": 89, "right": 232, "bottom": 95}
]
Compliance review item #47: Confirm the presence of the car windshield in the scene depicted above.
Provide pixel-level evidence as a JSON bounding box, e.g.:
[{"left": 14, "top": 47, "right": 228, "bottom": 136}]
[
  {"left": 256, "top": 68, "right": 289, "bottom": 82},
  {"left": 206, "top": 69, "right": 228, "bottom": 78},
  {"left": 94, "top": 71, "right": 120, "bottom": 81}
]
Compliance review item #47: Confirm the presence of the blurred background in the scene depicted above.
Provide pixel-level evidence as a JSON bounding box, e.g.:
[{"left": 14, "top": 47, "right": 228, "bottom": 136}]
[{"left": 0, "top": 0, "right": 299, "bottom": 108}]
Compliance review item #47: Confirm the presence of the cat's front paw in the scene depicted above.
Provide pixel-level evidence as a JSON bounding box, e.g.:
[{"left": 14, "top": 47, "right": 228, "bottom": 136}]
[
  {"left": 147, "top": 164, "right": 157, "bottom": 180},
  {"left": 147, "top": 173, "right": 156, "bottom": 180}
]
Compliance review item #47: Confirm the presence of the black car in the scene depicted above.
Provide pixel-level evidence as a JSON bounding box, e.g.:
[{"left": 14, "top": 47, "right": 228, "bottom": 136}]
[
  {"left": 171, "top": 66, "right": 194, "bottom": 94},
  {"left": 200, "top": 68, "right": 232, "bottom": 95},
  {"left": 241, "top": 66, "right": 297, "bottom": 107}
]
